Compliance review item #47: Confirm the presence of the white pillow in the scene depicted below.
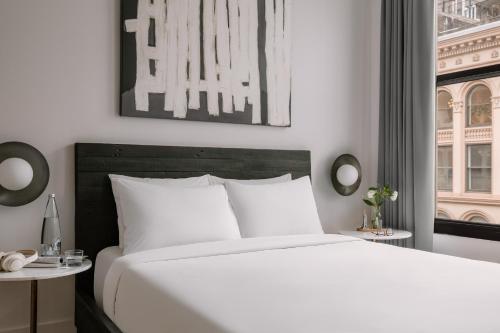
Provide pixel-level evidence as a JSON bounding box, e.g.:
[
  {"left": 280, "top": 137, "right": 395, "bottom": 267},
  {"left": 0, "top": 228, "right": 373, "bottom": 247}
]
[
  {"left": 208, "top": 173, "right": 292, "bottom": 185},
  {"left": 225, "top": 176, "right": 324, "bottom": 238},
  {"left": 208, "top": 174, "right": 292, "bottom": 224},
  {"left": 109, "top": 174, "right": 210, "bottom": 248},
  {"left": 113, "top": 179, "right": 241, "bottom": 254}
]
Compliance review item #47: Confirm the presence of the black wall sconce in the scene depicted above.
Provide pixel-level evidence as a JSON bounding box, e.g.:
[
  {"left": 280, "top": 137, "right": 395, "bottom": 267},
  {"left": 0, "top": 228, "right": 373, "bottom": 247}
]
[
  {"left": 331, "top": 154, "right": 361, "bottom": 196},
  {"left": 0, "top": 142, "right": 49, "bottom": 206}
]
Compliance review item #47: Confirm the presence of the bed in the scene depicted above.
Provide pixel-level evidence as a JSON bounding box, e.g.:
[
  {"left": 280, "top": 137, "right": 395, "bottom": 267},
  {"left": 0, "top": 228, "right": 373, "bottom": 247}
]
[
  {"left": 74, "top": 142, "right": 311, "bottom": 332},
  {"left": 75, "top": 143, "right": 500, "bottom": 333}
]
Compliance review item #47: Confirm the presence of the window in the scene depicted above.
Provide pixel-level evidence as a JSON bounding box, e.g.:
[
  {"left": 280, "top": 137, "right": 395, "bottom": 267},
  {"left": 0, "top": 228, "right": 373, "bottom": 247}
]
[
  {"left": 465, "top": 4, "right": 476, "bottom": 20},
  {"left": 437, "top": 91, "right": 453, "bottom": 129},
  {"left": 466, "top": 85, "right": 492, "bottom": 127},
  {"left": 461, "top": 210, "right": 491, "bottom": 223},
  {"left": 468, "top": 215, "right": 488, "bottom": 223},
  {"left": 466, "top": 144, "right": 491, "bottom": 192},
  {"left": 436, "top": 211, "right": 451, "bottom": 219},
  {"left": 435, "top": 1, "right": 500, "bottom": 241},
  {"left": 437, "top": 146, "right": 453, "bottom": 191}
]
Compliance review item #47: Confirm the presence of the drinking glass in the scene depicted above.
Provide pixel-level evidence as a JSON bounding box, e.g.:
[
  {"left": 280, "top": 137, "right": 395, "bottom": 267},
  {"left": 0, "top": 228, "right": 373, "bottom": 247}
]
[{"left": 64, "top": 249, "right": 84, "bottom": 267}]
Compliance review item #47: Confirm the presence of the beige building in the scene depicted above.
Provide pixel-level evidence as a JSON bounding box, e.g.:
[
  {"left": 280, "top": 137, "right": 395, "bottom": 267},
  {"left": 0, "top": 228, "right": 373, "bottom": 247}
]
[{"left": 437, "top": 20, "right": 500, "bottom": 223}]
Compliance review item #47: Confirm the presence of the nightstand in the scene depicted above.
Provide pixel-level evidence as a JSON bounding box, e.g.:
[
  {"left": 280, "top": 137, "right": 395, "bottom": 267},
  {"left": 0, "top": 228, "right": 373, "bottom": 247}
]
[{"left": 0, "top": 260, "right": 91, "bottom": 333}]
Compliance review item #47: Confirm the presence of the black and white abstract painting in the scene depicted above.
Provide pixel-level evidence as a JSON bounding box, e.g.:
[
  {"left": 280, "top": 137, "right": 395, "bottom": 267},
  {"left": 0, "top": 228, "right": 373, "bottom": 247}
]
[{"left": 121, "top": 0, "right": 292, "bottom": 127}]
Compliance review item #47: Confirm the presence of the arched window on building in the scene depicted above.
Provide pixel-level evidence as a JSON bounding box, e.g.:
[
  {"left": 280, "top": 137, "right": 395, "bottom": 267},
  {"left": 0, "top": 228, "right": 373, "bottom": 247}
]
[
  {"left": 436, "top": 211, "right": 451, "bottom": 220},
  {"left": 462, "top": 211, "right": 491, "bottom": 224},
  {"left": 468, "top": 215, "right": 489, "bottom": 223},
  {"left": 466, "top": 85, "right": 492, "bottom": 127},
  {"left": 437, "top": 91, "right": 453, "bottom": 129}
]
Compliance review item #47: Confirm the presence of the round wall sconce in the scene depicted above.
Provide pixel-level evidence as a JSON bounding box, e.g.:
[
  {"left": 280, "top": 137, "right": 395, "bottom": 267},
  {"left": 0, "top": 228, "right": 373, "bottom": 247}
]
[
  {"left": 331, "top": 154, "right": 361, "bottom": 196},
  {"left": 0, "top": 142, "right": 49, "bottom": 207}
]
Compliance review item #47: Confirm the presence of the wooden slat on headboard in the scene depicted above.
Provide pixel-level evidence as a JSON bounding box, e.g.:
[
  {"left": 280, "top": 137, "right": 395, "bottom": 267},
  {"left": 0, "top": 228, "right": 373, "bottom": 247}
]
[{"left": 75, "top": 143, "right": 311, "bottom": 296}]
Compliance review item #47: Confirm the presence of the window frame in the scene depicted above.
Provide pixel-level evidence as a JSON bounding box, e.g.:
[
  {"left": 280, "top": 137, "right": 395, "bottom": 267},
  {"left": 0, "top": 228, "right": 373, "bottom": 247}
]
[
  {"left": 437, "top": 145, "right": 453, "bottom": 191},
  {"left": 435, "top": 64, "right": 500, "bottom": 241},
  {"left": 434, "top": 218, "right": 500, "bottom": 241},
  {"left": 465, "top": 143, "right": 492, "bottom": 193}
]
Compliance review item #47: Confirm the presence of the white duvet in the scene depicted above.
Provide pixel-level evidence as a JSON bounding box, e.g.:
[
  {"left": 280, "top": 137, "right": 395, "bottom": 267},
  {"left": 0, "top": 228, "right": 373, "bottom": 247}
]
[{"left": 103, "top": 234, "right": 500, "bottom": 333}]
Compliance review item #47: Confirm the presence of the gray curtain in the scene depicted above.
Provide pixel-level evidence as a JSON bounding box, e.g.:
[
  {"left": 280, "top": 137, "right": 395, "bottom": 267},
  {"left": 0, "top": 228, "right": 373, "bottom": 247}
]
[{"left": 378, "top": 0, "right": 435, "bottom": 251}]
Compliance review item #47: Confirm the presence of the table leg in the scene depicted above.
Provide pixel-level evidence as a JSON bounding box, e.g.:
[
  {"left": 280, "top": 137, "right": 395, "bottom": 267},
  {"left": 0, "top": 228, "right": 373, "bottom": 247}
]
[{"left": 30, "top": 280, "right": 37, "bottom": 333}]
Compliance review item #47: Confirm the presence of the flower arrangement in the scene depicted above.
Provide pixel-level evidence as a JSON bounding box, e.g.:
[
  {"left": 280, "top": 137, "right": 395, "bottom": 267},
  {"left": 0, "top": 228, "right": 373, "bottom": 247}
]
[{"left": 363, "top": 185, "right": 398, "bottom": 229}]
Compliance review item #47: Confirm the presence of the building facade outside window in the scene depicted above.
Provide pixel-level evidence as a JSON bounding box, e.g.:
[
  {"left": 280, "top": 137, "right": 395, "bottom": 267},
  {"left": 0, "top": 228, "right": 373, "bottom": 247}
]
[{"left": 437, "top": 1, "right": 500, "bottom": 226}]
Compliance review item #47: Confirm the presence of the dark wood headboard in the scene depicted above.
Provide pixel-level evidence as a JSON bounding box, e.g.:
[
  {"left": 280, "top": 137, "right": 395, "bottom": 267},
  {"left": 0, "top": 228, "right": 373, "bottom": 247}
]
[{"left": 75, "top": 143, "right": 311, "bottom": 296}]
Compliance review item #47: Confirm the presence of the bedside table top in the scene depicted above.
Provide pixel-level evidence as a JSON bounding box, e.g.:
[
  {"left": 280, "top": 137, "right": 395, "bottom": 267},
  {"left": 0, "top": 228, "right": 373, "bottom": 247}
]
[
  {"left": 0, "top": 259, "right": 91, "bottom": 282},
  {"left": 339, "top": 229, "right": 412, "bottom": 241}
]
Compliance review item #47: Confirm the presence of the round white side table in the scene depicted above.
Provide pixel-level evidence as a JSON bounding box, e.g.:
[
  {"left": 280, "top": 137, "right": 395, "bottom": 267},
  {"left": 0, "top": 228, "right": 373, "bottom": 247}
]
[
  {"left": 0, "top": 259, "right": 91, "bottom": 333},
  {"left": 339, "top": 229, "right": 412, "bottom": 242}
]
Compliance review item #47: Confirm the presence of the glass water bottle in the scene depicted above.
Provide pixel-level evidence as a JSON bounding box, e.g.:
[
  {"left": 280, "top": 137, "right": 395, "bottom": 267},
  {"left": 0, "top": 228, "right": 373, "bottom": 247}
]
[{"left": 41, "top": 194, "right": 62, "bottom": 256}]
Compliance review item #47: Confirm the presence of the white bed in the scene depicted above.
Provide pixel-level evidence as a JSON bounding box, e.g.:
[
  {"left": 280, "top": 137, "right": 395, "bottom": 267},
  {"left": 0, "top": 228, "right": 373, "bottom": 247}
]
[
  {"left": 94, "top": 246, "right": 122, "bottom": 309},
  {"left": 98, "top": 234, "right": 500, "bottom": 333}
]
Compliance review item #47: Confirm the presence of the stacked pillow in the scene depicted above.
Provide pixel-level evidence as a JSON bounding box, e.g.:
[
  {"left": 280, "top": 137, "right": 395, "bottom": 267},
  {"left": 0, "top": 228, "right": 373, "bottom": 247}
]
[
  {"left": 224, "top": 176, "right": 324, "bottom": 238},
  {"left": 109, "top": 173, "right": 324, "bottom": 254}
]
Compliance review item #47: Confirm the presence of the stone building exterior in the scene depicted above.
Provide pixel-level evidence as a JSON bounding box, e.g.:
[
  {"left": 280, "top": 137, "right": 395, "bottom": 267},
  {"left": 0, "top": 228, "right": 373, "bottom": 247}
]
[
  {"left": 438, "top": 0, "right": 500, "bottom": 36},
  {"left": 437, "top": 20, "right": 500, "bottom": 223}
]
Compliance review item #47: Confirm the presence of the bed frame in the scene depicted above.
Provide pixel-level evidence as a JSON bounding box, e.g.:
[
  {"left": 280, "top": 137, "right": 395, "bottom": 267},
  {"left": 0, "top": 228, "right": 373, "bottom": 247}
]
[{"left": 74, "top": 142, "right": 311, "bottom": 333}]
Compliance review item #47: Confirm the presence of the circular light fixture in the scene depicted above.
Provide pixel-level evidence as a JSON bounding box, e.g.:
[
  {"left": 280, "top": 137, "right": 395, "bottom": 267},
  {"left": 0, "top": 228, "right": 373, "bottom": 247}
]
[
  {"left": 0, "top": 158, "right": 34, "bottom": 191},
  {"left": 0, "top": 142, "right": 49, "bottom": 207},
  {"left": 331, "top": 154, "right": 361, "bottom": 196},
  {"left": 336, "top": 164, "right": 358, "bottom": 187}
]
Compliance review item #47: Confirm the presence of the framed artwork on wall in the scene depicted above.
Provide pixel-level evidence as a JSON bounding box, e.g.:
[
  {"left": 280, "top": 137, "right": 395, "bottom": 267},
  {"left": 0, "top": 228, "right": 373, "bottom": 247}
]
[{"left": 120, "top": 0, "right": 292, "bottom": 127}]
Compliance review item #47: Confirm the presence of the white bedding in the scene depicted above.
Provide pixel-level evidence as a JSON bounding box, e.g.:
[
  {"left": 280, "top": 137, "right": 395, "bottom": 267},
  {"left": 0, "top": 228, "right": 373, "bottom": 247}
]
[
  {"left": 94, "top": 246, "right": 122, "bottom": 309},
  {"left": 102, "top": 234, "right": 500, "bottom": 333}
]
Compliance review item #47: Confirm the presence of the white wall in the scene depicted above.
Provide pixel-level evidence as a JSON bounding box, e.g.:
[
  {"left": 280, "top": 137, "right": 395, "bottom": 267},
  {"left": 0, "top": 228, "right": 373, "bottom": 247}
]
[{"left": 0, "top": 0, "right": 380, "bottom": 332}]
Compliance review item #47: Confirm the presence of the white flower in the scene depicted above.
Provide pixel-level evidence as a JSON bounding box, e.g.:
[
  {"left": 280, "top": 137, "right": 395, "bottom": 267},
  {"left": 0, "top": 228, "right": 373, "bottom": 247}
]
[
  {"left": 390, "top": 191, "right": 398, "bottom": 201},
  {"left": 367, "top": 190, "right": 376, "bottom": 199}
]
